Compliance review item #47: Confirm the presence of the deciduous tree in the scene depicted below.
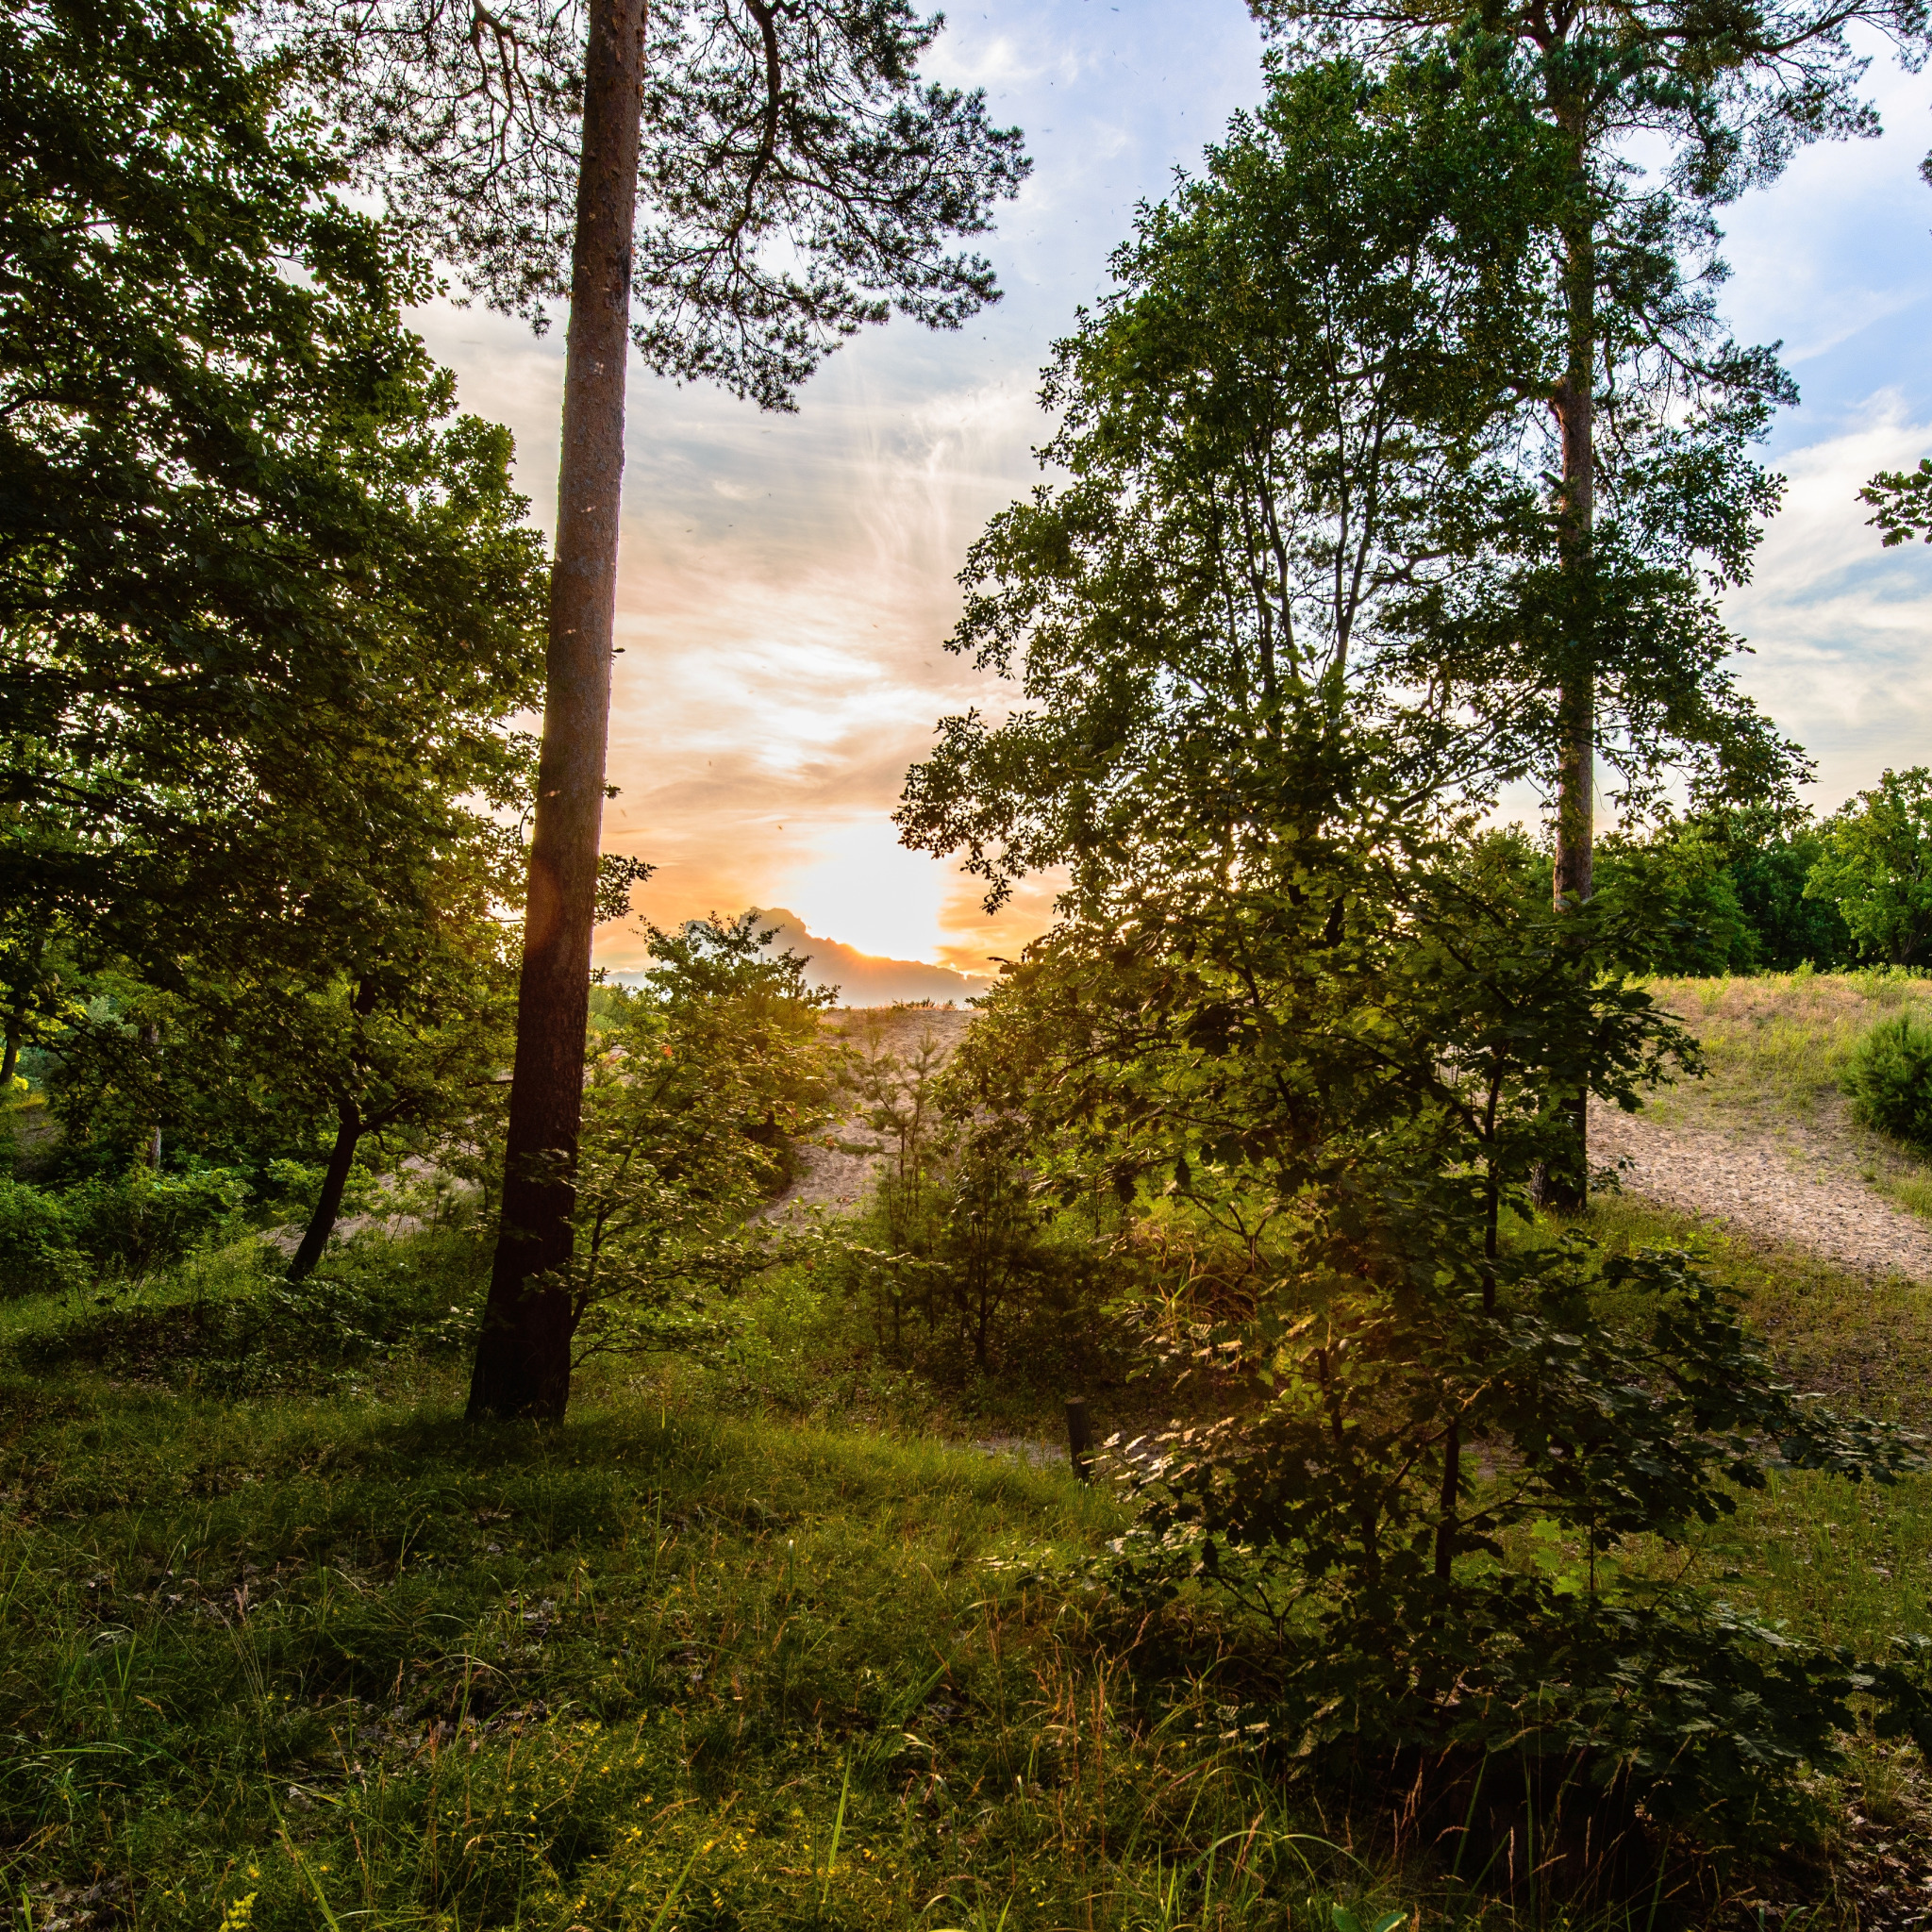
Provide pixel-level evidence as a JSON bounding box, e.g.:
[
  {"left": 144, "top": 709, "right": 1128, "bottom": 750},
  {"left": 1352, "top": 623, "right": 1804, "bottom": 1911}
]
[
  {"left": 0, "top": 0, "right": 549, "bottom": 1009},
  {"left": 1249, "top": 0, "right": 1922, "bottom": 1195}
]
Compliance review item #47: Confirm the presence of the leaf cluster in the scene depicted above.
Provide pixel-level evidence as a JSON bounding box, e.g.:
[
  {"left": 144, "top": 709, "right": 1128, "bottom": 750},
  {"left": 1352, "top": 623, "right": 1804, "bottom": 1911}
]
[
  {"left": 557, "top": 912, "right": 843, "bottom": 1362},
  {"left": 272, "top": 0, "right": 1031, "bottom": 408}
]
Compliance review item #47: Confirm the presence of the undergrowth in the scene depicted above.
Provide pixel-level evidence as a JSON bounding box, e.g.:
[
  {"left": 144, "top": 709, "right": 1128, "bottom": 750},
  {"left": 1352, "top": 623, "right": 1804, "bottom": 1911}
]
[{"left": 0, "top": 1152, "right": 1924, "bottom": 1925}]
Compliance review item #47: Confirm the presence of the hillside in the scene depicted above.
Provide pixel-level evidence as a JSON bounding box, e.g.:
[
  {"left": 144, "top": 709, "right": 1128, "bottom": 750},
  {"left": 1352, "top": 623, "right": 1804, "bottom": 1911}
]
[
  {"left": 8, "top": 978, "right": 1932, "bottom": 1927},
  {"left": 1595, "top": 972, "right": 1932, "bottom": 1281}
]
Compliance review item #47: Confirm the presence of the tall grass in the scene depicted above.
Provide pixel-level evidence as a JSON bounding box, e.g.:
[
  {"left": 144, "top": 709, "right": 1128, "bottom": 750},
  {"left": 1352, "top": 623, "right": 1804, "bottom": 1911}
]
[
  {"left": 1640, "top": 969, "right": 1932, "bottom": 1128},
  {"left": 1, "top": 1174, "right": 1926, "bottom": 1925}
]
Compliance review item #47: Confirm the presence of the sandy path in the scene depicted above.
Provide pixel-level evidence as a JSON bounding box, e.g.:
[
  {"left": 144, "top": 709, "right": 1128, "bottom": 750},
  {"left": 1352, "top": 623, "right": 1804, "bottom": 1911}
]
[
  {"left": 1590, "top": 1096, "right": 1932, "bottom": 1282},
  {"left": 761, "top": 1008, "right": 974, "bottom": 1221},
  {"left": 765, "top": 1004, "right": 1932, "bottom": 1283}
]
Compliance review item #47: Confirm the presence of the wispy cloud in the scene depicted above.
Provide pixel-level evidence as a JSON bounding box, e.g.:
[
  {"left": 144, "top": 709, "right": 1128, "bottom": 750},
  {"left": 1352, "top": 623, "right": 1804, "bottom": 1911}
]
[
  {"left": 416, "top": 5, "right": 1932, "bottom": 967},
  {"left": 1724, "top": 393, "right": 1932, "bottom": 802}
]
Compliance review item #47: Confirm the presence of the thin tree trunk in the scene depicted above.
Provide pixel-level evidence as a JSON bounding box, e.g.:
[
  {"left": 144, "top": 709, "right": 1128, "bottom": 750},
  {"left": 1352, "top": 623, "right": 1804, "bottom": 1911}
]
[
  {"left": 3, "top": 926, "right": 42, "bottom": 1091},
  {"left": 139, "top": 1021, "right": 161, "bottom": 1169},
  {"left": 1543, "top": 158, "right": 1596, "bottom": 1212},
  {"left": 288, "top": 1102, "right": 361, "bottom": 1281},
  {"left": 1434, "top": 1418, "right": 1460, "bottom": 1581},
  {"left": 468, "top": 0, "right": 646, "bottom": 1421}
]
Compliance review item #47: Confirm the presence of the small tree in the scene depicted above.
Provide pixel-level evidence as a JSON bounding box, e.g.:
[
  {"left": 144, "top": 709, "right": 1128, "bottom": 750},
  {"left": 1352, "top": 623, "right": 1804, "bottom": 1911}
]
[
  {"left": 974, "top": 711, "right": 1931, "bottom": 1845},
  {"left": 541, "top": 914, "right": 843, "bottom": 1370}
]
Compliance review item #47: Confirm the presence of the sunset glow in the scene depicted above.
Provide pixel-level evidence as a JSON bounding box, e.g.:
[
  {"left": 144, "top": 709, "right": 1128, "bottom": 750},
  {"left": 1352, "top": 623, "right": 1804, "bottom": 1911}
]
[{"left": 420, "top": 0, "right": 1932, "bottom": 980}]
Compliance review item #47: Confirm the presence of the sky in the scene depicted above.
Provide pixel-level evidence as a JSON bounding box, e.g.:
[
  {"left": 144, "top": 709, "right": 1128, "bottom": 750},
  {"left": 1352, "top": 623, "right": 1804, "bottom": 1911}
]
[{"left": 410, "top": 0, "right": 1932, "bottom": 989}]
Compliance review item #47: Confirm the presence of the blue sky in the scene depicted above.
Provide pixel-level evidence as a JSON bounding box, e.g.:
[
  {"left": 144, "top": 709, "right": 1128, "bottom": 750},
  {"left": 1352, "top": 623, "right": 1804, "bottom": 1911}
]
[{"left": 412, "top": 1, "right": 1932, "bottom": 977}]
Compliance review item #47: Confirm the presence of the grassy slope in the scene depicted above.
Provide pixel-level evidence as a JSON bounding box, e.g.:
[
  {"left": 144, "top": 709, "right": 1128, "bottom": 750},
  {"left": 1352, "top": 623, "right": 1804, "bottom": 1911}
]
[
  {"left": 8, "top": 979, "right": 1932, "bottom": 1927},
  {"left": 1639, "top": 970, "right": 1932, "bottom": 1220},
  {"left": 0, "top": 1252, "right": 1379, "bottom": 1932}
]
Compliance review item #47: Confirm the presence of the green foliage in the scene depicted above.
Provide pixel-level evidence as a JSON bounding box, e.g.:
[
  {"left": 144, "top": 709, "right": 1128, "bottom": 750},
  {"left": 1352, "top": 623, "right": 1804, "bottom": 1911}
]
[
  {"left": 1844, "top": 1011, "right": 1932, "bottom": 1154},
  {"left": 3, "top": 1227, "right": 488, "bottom": 1387},
  {"left": 1, "top": 0, "right": 548, "bottom": 964},
  {"left": 560, "top": 914, "right": 844, "bottom": 1364},
  {"left": 0, "top": 1174, "right": 80, "bottom": 1299},
  {"left": 1808, "top": 768, "right": 1932, "bottom": 966},
  {"left": 940, "top": 703, "right": 1927, "bottom": 1844},
  {"left": 1728, "top": 819, "right": 1855, "bottom": 969},
  {"left": 0, "top": 0, "right": 547, "bottom": 1247},
  {"left": 1862, "top": 456, "right": 1932, "bottom": 548},
  {"left": 902, "top": 49, "right": 1560, "bottom": 898},
  {"left": 1591, "top": 821, "right": 1756, "bottom": 974},
  {"left": 0, "top": 1166, "right": 247, "bottom": 1300}
]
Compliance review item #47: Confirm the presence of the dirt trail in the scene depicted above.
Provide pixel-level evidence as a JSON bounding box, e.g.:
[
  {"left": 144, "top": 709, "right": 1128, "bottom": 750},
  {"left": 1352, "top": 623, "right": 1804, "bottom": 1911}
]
[
  {"left": 769, "top": 998, "right": 1932, "bottom": 1283},
  {"left": 1591, "top": 1096, "right": 1932, "bottom": 1282}
]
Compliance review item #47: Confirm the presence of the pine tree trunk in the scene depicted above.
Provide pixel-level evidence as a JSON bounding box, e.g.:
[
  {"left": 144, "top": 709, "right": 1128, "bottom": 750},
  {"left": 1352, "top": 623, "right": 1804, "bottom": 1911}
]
[
  {"left": 467, "top": 0, "right": 646, "bottom": 1421},
  {"left": 1542, "top": 158, "right": 1596, "bottom": 1214},
  {"left": 288, "top": 1103, "right": 361, "bottom": 1281}
]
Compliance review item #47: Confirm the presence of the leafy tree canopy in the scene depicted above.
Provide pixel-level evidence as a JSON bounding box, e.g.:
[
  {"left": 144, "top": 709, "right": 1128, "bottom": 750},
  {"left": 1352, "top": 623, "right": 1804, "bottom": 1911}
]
[
  {"left": 1808, "top": 767, "right": 1932, "bottom": 966},
  {"left": 0, "top": 0, "right": 549, "bottom": 990},
  {"left": 269, "top": 0, "right": 1031, "bottom": 408},
  {"left": 899, "top": 48, "right": 1798, "bottom": 916}
]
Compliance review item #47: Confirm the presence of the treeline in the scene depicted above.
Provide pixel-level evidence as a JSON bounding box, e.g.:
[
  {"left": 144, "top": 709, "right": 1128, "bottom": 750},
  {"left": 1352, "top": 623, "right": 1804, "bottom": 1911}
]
[{"left": 1511, "top": 769, "right": 1932, "bottom": 974}]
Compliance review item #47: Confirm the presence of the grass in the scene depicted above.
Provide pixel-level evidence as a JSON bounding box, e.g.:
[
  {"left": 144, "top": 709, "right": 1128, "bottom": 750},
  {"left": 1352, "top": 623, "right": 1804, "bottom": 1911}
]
[
  {"left": 9, "top": 988, "right": 1932, "bottom": 1927},
  {"left": 1638, "top": 968, "right": 1932, "bottom": 1124},
  {"left": 0, "top": 1241, "right": 1410, "bottom": 1932}
]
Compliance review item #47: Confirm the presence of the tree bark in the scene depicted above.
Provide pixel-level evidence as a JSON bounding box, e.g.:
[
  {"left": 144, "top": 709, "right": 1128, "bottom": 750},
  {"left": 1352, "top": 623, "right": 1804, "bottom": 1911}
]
[
  {"left": 288, "top": 1101, "right": 362, "bottom": 1281},
  {"left": 468, "top": 0, "right": 646, "bottom": 1421},
  {"left": 1542, "top": 157, "right": 1596, "bottom": 1213},
  {"left": 0, "top": 1026, "right": 19, "bottom": 1091},
  {"left": 138, "top": 1020, "right": 161, "bottom": 1169}
]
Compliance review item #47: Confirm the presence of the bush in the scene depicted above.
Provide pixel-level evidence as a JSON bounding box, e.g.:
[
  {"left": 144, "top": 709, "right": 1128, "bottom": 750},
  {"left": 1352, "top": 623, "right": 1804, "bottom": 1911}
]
[
  {"left": 0, "top": 1177, "right": 84, "bottom": 1300},
  {"left": 0, "top": 1166, "right": 249, "bottom": 1299},
  {"left": 1844, "top": 1011, "right": 1932, "bottom": 1150},
  {"left": 58, "top": 1166, "right": 249, "bottom": 1274}
]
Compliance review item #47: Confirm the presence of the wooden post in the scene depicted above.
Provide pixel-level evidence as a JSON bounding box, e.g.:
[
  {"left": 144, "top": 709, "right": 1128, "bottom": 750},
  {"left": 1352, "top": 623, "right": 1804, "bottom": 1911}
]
[{"left": 1065, "top": 1396, "right": 1091, "bottom": 1482}]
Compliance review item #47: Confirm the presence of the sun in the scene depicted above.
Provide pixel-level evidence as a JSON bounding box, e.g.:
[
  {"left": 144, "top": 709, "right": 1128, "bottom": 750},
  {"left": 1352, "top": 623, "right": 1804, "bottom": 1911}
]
[{"left": 779, "top": 819, "right": 955, "bottom": 963}]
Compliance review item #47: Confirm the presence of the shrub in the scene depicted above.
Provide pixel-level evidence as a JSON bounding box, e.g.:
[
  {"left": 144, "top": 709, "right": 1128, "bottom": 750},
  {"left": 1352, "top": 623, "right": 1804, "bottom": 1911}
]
[
  {"left": 1844, "top": 1011, "right": 1932, "bottom": 1150},
  {"left": 0, "top": 1177, "right": 83, "bottom": 1300},
  {"left": 58, "top": 1165, "right": 249, "bottom": 1274},
  {"left": 0, "top": 1166, "right": 249, "bottom": 1298}
]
